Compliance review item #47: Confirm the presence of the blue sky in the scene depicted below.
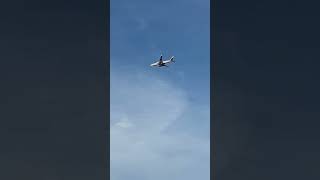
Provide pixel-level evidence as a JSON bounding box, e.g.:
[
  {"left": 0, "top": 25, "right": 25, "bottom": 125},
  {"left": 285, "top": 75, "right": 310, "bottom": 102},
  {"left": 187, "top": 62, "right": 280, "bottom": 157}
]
[{"left": 110, "top": 0, "right": 210, "bottom": 179}]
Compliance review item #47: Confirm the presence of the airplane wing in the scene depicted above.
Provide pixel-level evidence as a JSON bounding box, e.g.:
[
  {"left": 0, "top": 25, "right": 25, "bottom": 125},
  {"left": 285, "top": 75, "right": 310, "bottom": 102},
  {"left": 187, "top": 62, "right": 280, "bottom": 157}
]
[{"left": 163, "top": 56, "right": 174, "bottom": 64}]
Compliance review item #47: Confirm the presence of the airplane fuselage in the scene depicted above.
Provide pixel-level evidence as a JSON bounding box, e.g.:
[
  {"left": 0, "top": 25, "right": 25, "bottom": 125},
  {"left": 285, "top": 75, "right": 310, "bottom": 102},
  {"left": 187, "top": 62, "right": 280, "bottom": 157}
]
[
  {"left": 150, "top": 55, "right": 174, "bottom": 67},
  {"left": 150, "top": 62, "right": 167, "bottom": 67}
]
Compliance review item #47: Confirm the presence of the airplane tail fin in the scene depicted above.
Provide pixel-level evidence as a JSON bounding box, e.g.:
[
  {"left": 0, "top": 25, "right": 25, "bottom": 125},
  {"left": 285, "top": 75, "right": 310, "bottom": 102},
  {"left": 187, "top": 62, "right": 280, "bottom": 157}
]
[{"left": 170, "top": 56, "right": 175, "bottom": 62}]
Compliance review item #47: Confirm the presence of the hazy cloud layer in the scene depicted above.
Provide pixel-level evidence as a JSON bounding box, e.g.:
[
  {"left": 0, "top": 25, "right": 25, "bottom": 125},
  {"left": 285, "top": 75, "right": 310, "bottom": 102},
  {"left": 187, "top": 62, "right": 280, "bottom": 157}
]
[{"left": 110, "top": 68, "right": 209, "bottom": 180}]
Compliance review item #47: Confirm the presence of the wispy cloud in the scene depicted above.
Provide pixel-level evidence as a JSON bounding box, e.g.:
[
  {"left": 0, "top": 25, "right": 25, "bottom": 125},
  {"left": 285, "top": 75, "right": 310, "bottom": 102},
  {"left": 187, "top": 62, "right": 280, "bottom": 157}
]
[{"left": 110, "top": 67, "right": 209, "bottom": 180}]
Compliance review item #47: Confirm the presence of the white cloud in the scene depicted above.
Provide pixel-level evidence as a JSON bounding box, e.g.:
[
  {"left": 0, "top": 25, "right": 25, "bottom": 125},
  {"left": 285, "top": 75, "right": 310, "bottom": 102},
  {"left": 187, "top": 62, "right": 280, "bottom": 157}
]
[
  {"left": 114, "top": 116, "right": 134, "bottom": 129},
  {"left": 110, "top": 68, "right": 209, "bottom": 180}
]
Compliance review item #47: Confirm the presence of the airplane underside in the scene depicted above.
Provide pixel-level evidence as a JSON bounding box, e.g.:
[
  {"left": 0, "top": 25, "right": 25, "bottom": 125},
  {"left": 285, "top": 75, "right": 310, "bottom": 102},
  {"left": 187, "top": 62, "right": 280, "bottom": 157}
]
[{"left": 158, "top": 64, "right": 168, "bottom": 67}]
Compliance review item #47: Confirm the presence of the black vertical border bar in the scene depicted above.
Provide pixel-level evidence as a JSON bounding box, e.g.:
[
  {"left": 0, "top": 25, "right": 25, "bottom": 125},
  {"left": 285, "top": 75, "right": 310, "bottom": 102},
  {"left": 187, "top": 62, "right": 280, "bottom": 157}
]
[
  {"left": 106, "top": 0, "right": 110, "bottom": 178},
  {"left": 211, "top": 0, "right": 216, "bottom": 179},
  {"left": 0, "top": 0, "right": 110, "bottom": 179}
]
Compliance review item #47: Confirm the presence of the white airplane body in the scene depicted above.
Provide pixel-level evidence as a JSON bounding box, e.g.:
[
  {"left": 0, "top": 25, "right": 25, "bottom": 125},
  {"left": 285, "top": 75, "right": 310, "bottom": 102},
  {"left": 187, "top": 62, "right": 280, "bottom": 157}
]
[{"left": 150, "top": 54, "right": 175, "bottom": 67}]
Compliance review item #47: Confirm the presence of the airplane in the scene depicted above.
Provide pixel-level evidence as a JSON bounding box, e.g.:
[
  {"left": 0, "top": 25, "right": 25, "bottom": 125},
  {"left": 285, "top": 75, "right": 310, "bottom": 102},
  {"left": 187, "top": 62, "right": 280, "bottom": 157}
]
[{"left": 150, "top": 54, "right": 175, "bottom": 67}]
